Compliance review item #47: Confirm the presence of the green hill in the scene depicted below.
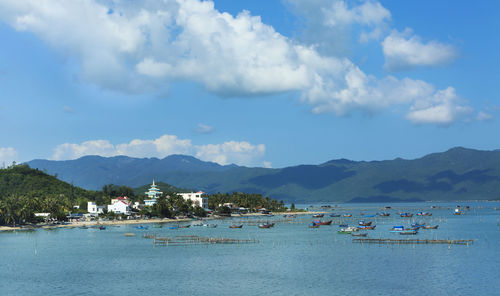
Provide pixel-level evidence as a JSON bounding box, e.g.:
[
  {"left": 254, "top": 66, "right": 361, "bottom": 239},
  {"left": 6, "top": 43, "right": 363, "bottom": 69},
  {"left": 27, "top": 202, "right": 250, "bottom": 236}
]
[{"left": 0, "top": 164, "right": 100, "bottom": 201}]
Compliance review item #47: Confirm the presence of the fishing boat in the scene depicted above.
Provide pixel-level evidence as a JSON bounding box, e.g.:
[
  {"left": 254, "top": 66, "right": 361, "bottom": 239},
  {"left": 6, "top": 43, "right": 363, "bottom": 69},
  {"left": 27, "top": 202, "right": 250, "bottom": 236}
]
[
  {"left": 358, "top": 225, "right": 376, "bottom": 230},
  {"left": 454, "top": 208, "right": 463, "bottom": 215},
  {"left": 313, "top": 220, "right": 333, "bottom": 225},
  {"left": 351, "top": 232, "right": 368, "bottom": 237},
  {"left": 400, "top": 212, "right": 413, "bottom": 217},
  {"left": 338, "top": 226, "right": 358, "bottom": 234},
  {"left": 390, "top": 226, "right": 405, "bottom": 232},
  {"left": 411, "top": 222, "right": 426, "bottom": 228},
  {"left": 338, "top": 229, "right": 352, "bottom": 234},
  {"left": 422, "top": 225, "right": 439, "bottom": 229},
  {"left": 229, "top": 224, "right": 243, "bottom": 228},
  {"left": 312, "top": 214, "right": 324, "bottom": 218},
  {"left": 399, "top": 230, "right": 418, "bottom": 235},
  {"left": 358, "top": 221, "right": 372, "bottom": 226},
  {"left": 258, "top": 223, "right": 273, "bottom": 229},
  {"left": 379, "top": 212, "right": 390, "bottom": 217},
  {"left": 308, "top": 223, "right": 320, "bottom": 228},
  {"left": 417, "top": 211, "right": 432, "bottom": 216}
]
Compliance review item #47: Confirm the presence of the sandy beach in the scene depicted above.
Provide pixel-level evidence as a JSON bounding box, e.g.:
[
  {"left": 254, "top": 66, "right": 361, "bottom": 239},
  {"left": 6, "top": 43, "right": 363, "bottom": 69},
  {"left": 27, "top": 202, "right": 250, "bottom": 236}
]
[{"left": 0, "top": 211, "right": 326, "bottom": 231}]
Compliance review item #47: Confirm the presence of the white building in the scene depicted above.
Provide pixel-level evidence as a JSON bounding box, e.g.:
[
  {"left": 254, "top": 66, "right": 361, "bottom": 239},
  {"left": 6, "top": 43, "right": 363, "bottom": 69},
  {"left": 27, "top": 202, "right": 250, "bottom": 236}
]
[
  {"left": 144, "top": 180, "right": 163, "bottom": 206},
  {"left": 88, "top": 202, "right": 106, "bottom": 215},
  {"left": 107, "top": 201, "right": 131, "bottom": 215},
  {"left": 179, "top": 191, "right": 208, "bottom": 209},
  {"left": 111, "top": 196, "right": 130, "bottom": 205}
]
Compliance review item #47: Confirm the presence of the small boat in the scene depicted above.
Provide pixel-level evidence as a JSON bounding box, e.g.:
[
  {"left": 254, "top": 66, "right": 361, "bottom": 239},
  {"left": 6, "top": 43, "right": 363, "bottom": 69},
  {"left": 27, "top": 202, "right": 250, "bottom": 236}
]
[
  {"left": 229, "top": 224, "right": 243, "bottom": 228},
  {"left": 313, "top": 220, "right": 333, "bottom": 225},
  {"left": 192, "top": 223, "right": 204, "bottom": 227},
  {"left": 330, "top": 214, "right": 341, "bottom": 217},
  {"left": 178, "top": 225, "right": 191, "bottom": 228},
  {"left": 258, "top": 223, "right": 273, "bottom": 229},
  {"left": 99, "top": 226, "right": 106, "bottom": 230},
  {"left": 400, "top": 213, "right": 413, "bottom": 217},
  {"left": 358, "top": 221, "right": 372, "bottom": 226},
  {"left": 417, "top": 211, "right": 432, "bottom": 216},
  {"left": 338, "top": 229, "right": 352, "bottom": 234},
  {"left": 312, "top": 214, "right": 324, "bottom": 218},
  {"left": 136, "top": 225, "right": 149, "bottom": 230},
  {"left": 411, "top": 222, "right": 426, "bottom": 228},
  {"left": 338, "top": 226, "right": 358, "bottom": 234},
  {"left": 339, "top": 224, "right": 348, "bottom": 227},
  {"left": 379, "top": 212, "right": 390, "bottom": 217},
  {"left": 169, "top": 225, "right": 179, "bottom": 230},
  {"left": 362, "top": 215, "right": 375, "bottom": 218},
  {"left": 203, "top": 224, "right": 218, "bottom": 228},
  {"left": 399, "top": 230, "right": 418, "bottom": 235},
  {"left": 422, "top": 225, "right": 439, "bottom": 229},
  {"left": 309, "top": 223, "right": 320, "bottom": 228},
  {"left": 152, "top": 224, "right": 163, "bottom": 228},
  {"left": 343, "top": 214, "right": 352, "bottom": 217},
  {"left": 79, "top": 226, "right": 89, "bottom": 229},
  {"left": 454, "top": 208, "right": 463, "bottom": 215},
  {"left": 351, "top": 232, "right": 368, "bottom": 237},
  {"left": 390, "top": 226, "right": 405, "bottom": 232},
  {"left": 358, "top": 225, "right": 376, "bottom": 230}
]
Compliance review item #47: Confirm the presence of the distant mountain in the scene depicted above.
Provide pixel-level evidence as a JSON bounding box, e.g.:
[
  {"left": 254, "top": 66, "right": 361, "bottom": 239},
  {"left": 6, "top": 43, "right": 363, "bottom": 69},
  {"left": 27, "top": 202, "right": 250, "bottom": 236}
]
[{"left": 26, "top": 147, "right": 500, "bottom": 203}]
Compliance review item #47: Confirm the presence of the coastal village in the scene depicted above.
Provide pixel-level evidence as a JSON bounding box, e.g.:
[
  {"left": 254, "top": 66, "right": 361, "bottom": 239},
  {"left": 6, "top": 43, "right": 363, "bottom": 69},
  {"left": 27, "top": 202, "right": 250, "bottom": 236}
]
[{"left": 84, "top": 180, "right": 208, "bottom": 219}]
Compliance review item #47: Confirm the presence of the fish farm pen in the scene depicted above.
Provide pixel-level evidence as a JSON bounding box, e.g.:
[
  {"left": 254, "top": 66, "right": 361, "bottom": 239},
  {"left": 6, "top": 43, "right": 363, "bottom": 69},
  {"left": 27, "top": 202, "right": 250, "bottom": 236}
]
[
  {"left": 145, "top": 235, "right": 259, "bottom": 246},
  {"left": 352, "top": 238, "right": 475, "bottom": 246}
]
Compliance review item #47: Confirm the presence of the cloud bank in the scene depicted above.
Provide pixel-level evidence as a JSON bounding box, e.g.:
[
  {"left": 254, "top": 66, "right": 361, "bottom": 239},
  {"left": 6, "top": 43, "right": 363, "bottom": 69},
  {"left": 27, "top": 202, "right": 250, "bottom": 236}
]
[
  {"left": 0, "top": 0, "right": 476, "bottom": 124},
  {"left": 52, "top": 134, "right": 267, "bottom": 167}
]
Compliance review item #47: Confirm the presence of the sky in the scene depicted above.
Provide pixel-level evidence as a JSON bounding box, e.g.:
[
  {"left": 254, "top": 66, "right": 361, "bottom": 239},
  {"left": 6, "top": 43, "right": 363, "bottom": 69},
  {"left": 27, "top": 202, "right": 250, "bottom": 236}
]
[{"left": 0, "top": 0, "right": 499, "bottom": 168}]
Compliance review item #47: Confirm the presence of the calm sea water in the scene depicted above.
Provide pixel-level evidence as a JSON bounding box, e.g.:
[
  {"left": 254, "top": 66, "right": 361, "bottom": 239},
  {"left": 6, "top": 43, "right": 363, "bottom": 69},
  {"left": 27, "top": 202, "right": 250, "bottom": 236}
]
[{"left": 1, "top": 201, "right": 500, "bottom": 296}]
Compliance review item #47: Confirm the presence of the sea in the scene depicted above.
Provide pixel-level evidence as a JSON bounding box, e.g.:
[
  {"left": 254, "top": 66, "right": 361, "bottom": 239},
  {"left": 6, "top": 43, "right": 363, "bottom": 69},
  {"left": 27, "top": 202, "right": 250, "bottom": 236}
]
[{"left": 1, "top": 201, "right": 500, "bottom": 296}]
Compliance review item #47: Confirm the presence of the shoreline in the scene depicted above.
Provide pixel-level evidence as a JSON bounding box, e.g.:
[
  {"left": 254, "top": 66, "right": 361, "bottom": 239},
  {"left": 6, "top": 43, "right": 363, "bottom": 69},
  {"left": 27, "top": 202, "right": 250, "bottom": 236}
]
[{"left": 0, "top": 211, "right": 325, "bottom": 231}]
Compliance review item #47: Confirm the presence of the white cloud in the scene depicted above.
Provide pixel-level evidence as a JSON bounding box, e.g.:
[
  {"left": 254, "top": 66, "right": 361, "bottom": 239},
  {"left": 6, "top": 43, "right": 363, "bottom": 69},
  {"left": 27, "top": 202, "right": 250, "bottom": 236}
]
[
  {"left": 406, "top": 87, "right": 473, "bottom": 125},
  {"left": 194, "top": 123, "right": 214, "bottom": 134},
  {"left": 0, "top": 147, "right": 18, "bottom": 166},
  {"left": 51, "top": 134, "right": 267, "bottom": 167},
  {"left": 286, "top": 0, "right": 391, "bottom": 49},
  {"left": 194, "top": 141, "right": 265, "bottom": 166},
  {"left": 0, "top": 0, "right": 472, "bottom": 125},
  {"left": 382, "top": 29, "right": 458, "bottom": 71},
  {"left": 476, "top": 111, "right": 493, "bottom": 121}
]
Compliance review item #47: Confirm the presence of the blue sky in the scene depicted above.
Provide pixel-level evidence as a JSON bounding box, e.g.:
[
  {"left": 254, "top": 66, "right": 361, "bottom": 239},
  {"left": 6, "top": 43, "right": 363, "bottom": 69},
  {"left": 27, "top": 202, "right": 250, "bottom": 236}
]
[{"left": 0, "top": 0, "right": 499, "bottom": 168}]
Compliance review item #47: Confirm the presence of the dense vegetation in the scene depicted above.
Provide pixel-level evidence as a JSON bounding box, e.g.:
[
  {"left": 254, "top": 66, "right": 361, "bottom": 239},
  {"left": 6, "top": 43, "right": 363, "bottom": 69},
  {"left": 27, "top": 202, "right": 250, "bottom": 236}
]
[
  {"left": 0, "top": 165, "right": 287, "bottom": 226},
  {"left": 207, "top": 192, "right": 286, "bottom": 212}
]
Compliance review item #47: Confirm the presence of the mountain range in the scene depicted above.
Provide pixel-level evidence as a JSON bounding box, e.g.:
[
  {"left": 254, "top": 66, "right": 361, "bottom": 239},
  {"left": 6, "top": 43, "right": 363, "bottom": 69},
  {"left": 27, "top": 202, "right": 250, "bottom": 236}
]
[{"left": 26, "top": 147, "right": 500, "bottom": 203}]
